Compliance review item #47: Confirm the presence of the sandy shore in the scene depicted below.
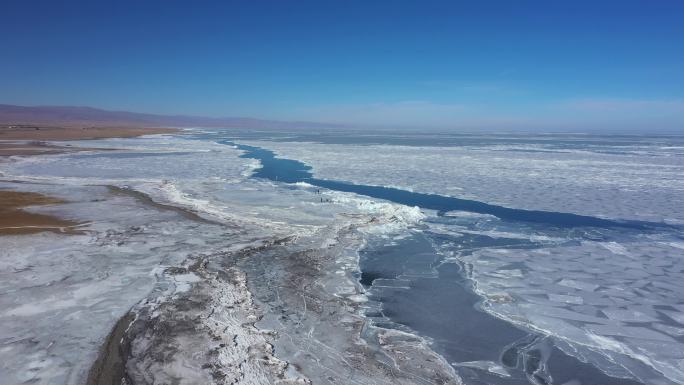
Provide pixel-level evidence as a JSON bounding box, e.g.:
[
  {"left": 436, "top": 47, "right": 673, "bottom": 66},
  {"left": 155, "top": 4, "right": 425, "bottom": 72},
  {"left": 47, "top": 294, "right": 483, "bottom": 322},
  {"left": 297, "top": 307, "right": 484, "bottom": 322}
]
[
  {"left": 0, "top": 190, "right": 81, "bottom": 235},
  {"left": 0, "top": 124, "right": 177, "bottom": 235},
  {"left": 0, "top": 141, "right": 76, "bottom": 157},
  {"left": 1, "top": 124, "right": 176, "bottom": 141},
  {"left": 1, "top": 125, "right": 177, "bottom": 157}
]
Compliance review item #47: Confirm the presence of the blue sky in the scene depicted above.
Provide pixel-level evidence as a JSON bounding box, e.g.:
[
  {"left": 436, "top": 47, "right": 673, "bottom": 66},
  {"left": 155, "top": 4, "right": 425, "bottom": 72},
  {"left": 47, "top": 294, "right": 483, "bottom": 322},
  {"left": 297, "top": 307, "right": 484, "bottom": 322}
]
[{"left": 1, "top": 0, "right": 683, "bottom": 131}]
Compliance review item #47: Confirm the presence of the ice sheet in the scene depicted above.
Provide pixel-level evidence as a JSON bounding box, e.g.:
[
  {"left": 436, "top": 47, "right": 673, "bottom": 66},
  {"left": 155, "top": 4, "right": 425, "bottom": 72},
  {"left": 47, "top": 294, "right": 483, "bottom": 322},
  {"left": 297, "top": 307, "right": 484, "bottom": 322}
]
[
  {"left": 242, "top": 139, "right": 684, "bottom": 223},
  {"left": 234, "top": 135, "right": 684, "bottom": 384},
  {"left": 0, "top": 134, "right": 435, "bottom": 384},
  {"left": 463, "top": 239, "right": 684, "bottom": 384}
]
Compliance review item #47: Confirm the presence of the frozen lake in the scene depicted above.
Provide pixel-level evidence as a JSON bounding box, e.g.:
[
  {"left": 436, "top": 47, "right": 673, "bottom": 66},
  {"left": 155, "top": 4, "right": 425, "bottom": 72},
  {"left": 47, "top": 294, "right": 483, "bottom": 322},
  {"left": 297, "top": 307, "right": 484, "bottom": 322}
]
[
  {"left": 2, "top": 129, "right": 683, "bottom": 385},
  {"left": 214, "top": 130, "right": 684, "bottom": 385}
]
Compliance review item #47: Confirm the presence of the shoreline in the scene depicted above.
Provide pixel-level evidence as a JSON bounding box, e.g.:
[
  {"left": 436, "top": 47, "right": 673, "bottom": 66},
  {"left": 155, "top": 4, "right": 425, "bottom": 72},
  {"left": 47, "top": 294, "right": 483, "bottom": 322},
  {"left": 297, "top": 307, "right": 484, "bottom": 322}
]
[
  {"left": 8, "top": 137, "right": 461, "bottom": 384},
  {"left": 1, "top": 124, "right": 177, "bottom": 141},
  {"left": 0, "top": 125, "right": 178, "bottom": 235},
  {"left": 0, "top": 190, "right": 82, "bottom": 235},
  {"left": 1, "top": 125, "right": 177, "bottom": 158},
  {"left": 91, "top": 220, "right": 462, "bottom": 385},
  {"left": 85, "top": 313, "right": 135, "bottom": 385},
  {"left": 2, "top": 130, "right": 473, "bottom": 385}
]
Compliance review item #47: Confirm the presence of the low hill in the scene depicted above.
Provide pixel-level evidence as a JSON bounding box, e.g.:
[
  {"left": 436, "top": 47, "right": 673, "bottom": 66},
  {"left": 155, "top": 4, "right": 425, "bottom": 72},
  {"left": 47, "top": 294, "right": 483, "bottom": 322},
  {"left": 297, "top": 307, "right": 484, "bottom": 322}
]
[{"left": 0, "top": 104, "right": 338, "bottom": 129}]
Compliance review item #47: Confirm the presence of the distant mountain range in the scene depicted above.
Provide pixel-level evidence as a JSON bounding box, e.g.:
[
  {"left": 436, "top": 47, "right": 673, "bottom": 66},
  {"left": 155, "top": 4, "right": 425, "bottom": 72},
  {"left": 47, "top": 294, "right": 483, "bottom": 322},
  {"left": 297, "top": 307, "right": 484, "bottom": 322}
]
[{"left": 0, "top": 104, "right": 340, "bottom": 129}]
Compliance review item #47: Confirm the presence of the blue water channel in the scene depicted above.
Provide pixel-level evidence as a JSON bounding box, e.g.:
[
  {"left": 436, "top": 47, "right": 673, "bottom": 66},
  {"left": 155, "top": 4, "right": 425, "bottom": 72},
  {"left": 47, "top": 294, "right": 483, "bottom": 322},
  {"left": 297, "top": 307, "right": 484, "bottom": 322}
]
[
  {"left": 228, "top": 141, "right": 667, "bottom": 232},
  {"left": 219, "top": 139, "right": 647, "bottom": 385}
]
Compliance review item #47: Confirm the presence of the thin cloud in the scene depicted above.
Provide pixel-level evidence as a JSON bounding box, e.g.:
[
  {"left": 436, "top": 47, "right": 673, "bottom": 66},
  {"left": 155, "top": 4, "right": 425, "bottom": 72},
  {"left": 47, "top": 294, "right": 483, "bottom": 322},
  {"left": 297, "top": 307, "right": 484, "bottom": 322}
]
[
  {"left": 289, "top": 101, "right": 471, "bottom": 126},
  {"left": 556, "top": 98, "right": 684, "bottom": 113},
  {"left": 276, "top": 97, "right": 684, "bottom": 132}
]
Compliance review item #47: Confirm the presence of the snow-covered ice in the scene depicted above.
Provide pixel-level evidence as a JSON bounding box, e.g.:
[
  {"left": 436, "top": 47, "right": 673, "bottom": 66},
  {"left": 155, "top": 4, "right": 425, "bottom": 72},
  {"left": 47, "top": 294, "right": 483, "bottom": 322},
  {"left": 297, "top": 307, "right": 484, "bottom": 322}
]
[
  {"left": 3, "top": 131, "right": 684, "bottom": 385},
  {"left": 233, "top": 133, "right": 684, "bottom": 384},
  {"left": 0, "top": 133, "right": 448, "bottom": 385},
  {"left": 242, "top": 138, "right": 684, "bottom": 223}
]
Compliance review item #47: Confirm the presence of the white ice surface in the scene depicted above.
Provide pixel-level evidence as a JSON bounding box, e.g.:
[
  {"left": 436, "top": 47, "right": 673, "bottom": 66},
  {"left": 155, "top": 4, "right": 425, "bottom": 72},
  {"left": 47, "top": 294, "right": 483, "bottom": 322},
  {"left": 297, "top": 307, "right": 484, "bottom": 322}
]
[
  {"left": 464, "top": 239, "right": 684, "bottom": 384},
  {"left": 238, "top": 137, "right": 684, "bottom": 384},
  {"left": 0, "top": 134, "right": 427, "bottom": 385},
  {"left": 4, "top": 136, "right": 425, "bottom": 236},
  {"left": 242, "top": 139, "right": 684, "bottom": 223},
  {"left": 0, "top": 188, "right": 226, "bottom": 385}
]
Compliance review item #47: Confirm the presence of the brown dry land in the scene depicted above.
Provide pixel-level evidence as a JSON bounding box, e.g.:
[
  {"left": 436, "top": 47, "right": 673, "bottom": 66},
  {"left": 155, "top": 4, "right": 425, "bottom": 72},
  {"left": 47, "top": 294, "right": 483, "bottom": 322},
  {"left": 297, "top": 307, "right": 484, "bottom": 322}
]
[
  {"left": 0, "top": 124, "right": 176, "bottom": 234},
  {"left": 0, "top": 124, "right": 176, "bottom": 141},
  {"left": 0, "top": 141, "right": 75, "bottom": 157},
  {"left": 0, "top": 125, "right": 176, "bottom": 157},
  {"left": 0, "top": 190, "right": 81, "bottom": 235}
]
